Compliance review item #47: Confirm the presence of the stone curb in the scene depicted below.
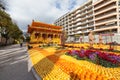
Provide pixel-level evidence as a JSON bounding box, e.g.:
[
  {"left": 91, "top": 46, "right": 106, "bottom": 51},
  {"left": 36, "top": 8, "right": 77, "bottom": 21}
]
[
  {"left": 28, "top": 52, "right": 42, "bottom": 80},
  {"left": 31, "top": 67, "right": 41, "bottom": 80}
]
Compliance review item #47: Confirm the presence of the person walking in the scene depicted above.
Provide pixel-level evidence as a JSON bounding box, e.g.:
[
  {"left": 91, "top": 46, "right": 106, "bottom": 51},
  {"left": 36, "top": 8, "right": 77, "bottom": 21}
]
[{"left": 20, "top": 39, "right": 23, "bottom": 47}]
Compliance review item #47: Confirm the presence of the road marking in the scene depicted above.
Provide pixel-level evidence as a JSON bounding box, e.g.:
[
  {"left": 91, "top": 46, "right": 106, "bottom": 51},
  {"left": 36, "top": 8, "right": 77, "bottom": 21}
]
[
  {"left": 0, "top": 48, "right": 27, "bottom": 55},
  {"left": 0, "top": 49, "right": 27, "bottom": 62},
  {"left": 0, "top": 47, "right": 24, "bottom": 51}
]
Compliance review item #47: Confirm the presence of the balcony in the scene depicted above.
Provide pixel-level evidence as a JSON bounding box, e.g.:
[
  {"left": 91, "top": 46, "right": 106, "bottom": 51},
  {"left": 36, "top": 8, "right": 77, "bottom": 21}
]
[
  {"left": 96, "top": 22, "right": 117, "bottom": 29},
  {"left": 95, "top": 19, "right": 117, "bottom": 26},
  {"left": 77, "top": 31, "right": 82, "bottom": 34},
  {"left": 87, "top": 5, "right": 93, "bottom": 10},
  {"left": 119, "top": 1, "right": 120, "bottom": 6},
  {"left": 76, "top": 22, "right": 82, "bottom": 25},
  {"left": 88, "top": 9, "right": 93, "bottom": 14},
  {"left": 80, "top": 11, "right": 90, "bottom": 17},
  {"left": 80, "top": 6, "right": 88, "bottom": 13},
  {"left": 84, "top": 29, "right": 90, "bottom": 33},
  {"left": 94, "top": 26, "right": 118, "bottom": 32},
  {"left": 94, "top": 0, "right": 103, "bottom": 6},
  {"left": 94, "top": 0, "right": 115, "bottom": 11},
  {"left": 87, "top": 19, "right": 93, "bottom": 23},
  {"left": 94, "top": 6, "right": 116, "bottom": 16},
  {"left": 88, "top": 24, "right": 94, "bottom": 28},
  {"left": 87, "top": 14, "right": 93, "bottom": 18},
  {"left": 80, "top": 14, "right": 93, "bottom": 21},
  {"left": 76, "top": 14, "right": 81, "bottom": 18},
  {"left": 95, "top": 13, "right": 117, "bottom": 21},
  {"left": 76, "top": 27, "right": 82, "bottom": 30},
  {"left": 76, "top": 10, "right": 81, "bottom": 14},
  {"left": 76, "top": 18, "right": 81, "bottom": 22}
]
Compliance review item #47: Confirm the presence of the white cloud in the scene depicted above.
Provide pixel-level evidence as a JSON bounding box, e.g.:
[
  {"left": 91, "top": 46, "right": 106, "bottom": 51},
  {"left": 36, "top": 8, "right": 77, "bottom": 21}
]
[{"left": 6, "top": 0, "right": 87, "bottom": 32}]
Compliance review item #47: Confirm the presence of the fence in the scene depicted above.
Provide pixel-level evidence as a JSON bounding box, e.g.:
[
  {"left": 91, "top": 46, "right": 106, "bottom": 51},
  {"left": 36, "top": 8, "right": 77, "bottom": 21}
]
[
  {"left": 67, "top": 33, "right": 120, "bottom": 44},
  {"left": 83, "top": 34, "right": 120, "bottom": 44}
]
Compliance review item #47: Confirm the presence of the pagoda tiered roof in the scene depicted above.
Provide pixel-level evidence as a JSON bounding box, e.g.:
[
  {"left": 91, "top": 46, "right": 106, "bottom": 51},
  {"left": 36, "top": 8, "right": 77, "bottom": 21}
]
[{"left": 27, "top": 21, "right": 62, "bottom": 33}]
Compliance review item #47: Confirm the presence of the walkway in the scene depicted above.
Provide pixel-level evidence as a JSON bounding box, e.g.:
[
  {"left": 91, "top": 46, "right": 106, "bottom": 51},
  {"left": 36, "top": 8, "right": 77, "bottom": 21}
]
[{"left": 0, "top": 44, "right": 35, "bottom": 80}]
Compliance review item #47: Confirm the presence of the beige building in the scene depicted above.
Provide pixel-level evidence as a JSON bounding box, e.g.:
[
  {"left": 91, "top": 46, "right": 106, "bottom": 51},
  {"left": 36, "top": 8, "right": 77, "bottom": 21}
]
[{"left": 54, "top": 0, "right": 120, "bottom": 43}]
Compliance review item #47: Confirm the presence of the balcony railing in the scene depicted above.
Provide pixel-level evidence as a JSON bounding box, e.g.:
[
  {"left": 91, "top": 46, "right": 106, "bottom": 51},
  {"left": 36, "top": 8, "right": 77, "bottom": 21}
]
[
  {"left": 76, "top": 27, "right": 82, "bottom": 30},
  {"left": 76, "top": 31, "right": 82, "bottom": 34},
  {"left": 94, "top": 0, "right": 114, "bottom": 11},
  {"left": 94, "top": 0, "right": 103, "bottom": 6},
  {"left": 96, "top": 24, "right": 117, "bottom": 29},
  {"left": 94, "top": 6, "right": 116, "bottom": 16},
  {"left": 95, "top": 20, "right": 117, "bottom": 26},
  {"left": 76, "top": 10, "right": 81, "bottom": 14},
  {"left": 95, "top": 13, "right": 117, "bottom": 21}
]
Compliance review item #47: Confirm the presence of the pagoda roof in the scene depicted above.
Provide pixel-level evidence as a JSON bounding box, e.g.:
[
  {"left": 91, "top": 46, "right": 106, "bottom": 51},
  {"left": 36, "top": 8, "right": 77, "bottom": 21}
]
[
  {"left": 28, "top": 26, "right": 62, "bottom": 33},
  {"left": 27, "top": 21, "right": 62, "bottom": 33},
  {"left": 31, "top": 21, "right": 62, "bottom": 29}
]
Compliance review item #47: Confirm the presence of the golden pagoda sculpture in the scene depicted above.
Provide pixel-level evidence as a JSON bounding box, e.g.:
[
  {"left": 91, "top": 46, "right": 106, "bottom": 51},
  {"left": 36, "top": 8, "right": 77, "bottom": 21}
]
[{"left": 27, "top": 20, "right": 62, "bottom": 44}]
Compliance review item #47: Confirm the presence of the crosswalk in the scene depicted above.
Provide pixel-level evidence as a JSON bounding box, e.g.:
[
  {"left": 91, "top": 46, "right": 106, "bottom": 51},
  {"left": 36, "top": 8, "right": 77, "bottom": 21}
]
[
  {"left": 0, "top": 47, "right": 25, "bottom": 55},
  {"left": 0, "top": 47, "right": 27, "bottom": 66}
]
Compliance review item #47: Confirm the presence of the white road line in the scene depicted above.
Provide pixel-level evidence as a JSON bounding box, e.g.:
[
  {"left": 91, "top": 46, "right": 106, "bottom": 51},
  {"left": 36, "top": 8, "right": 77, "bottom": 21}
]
[
  {"left": 0, "top": 49, "right": 27, "bottom": 59},
  {"left": 0, "top": 47, "right": 23, "bottom": 51},
  {"left": 0, "top": 48, "right": 26, "bottom": 55}
]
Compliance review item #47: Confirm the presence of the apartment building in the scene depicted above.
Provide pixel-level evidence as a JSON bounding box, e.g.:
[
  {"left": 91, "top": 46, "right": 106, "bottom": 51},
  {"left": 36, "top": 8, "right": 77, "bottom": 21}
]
[{"left": 54, "top": 0, "right": 120, "bottom": 43}]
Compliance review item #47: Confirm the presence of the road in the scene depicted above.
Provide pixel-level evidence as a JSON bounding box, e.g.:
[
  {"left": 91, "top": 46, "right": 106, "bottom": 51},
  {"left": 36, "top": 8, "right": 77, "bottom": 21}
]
[{"left": 0, "top": 44, "right": 36, "bottom": 80}]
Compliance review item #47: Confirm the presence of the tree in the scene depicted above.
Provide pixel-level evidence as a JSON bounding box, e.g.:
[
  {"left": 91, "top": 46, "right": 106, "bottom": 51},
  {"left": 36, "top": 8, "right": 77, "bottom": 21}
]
[
  {"left": 9, "top": 23, "right": 23, "bottom": 39},
  {"left": 0, "top": 0, "right": 23, "bottom": 45},
  {"left": 0, "top": 0, "right": 5, "bottom": 10}
]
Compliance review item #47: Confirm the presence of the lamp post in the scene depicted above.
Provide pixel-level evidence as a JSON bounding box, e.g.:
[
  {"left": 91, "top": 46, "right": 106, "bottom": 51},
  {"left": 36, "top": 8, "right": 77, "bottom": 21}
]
[
  {"left": 110, "top": 29, "right": 112, "bottom": 43},
  {"left": 109, "top": 29, "right": 113, "bottom": 50},
  {"left": 2, "top": 27, "right": 7, "bottom": 45},
  {"left": 0, "top": 26, "right": 1, "bottom": 37},
  {"left": 82, "top": 31, "right": 84, "bottom": 43},
  {"left": 0, "top": 27, "right": 6, "bottom": 45},
  {"left": 0, "top": 26, "right": 2, "bottom": 44}
]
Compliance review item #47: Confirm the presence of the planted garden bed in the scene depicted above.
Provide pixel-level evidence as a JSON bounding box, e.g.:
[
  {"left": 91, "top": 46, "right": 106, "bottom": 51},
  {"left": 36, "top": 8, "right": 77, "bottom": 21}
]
[{"left": 65, "top": 48, "right": 120, "bottom": 68}]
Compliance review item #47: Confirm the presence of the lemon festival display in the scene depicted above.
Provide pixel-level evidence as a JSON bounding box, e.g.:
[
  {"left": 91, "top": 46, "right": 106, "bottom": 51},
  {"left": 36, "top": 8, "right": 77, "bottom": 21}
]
[
  {"left": 28, "top": 47, "right": 120, "bottom": 80},
  {"left": 27, "top": 21, "right": 120, "bottom": 80},
  {"left": 27, "top": 20, "right": 62, "bottom": 44}
]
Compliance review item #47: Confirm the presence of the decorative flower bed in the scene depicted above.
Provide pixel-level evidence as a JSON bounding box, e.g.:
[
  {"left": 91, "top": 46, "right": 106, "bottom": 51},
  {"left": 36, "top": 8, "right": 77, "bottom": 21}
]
[
  {"left": 65, "top": 48, "right": 120, "bottom": 67},
  {"left": 29, "top": 47, "right": 120, "bottom": 80}
]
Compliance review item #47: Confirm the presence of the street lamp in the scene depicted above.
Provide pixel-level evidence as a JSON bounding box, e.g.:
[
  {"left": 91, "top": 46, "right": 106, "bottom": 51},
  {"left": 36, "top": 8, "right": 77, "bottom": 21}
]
[
  {"left": 3, "top": 27, "right": 6, "bottom": 34},
  {"left": 82, "top": 31, "right": 84, "bottom": 43},
  {"left": 0, "top": 26, "right": 2, "bottom": 44},
  {"left": 0, "top": 26, "right": 2, "bottom": 37},
  {"left": 0, "top": 27, "right": 7, "bottom": 45}
]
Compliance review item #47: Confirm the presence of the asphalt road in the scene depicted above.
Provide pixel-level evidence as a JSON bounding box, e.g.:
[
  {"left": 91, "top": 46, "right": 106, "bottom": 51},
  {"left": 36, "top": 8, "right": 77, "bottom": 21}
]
[{"left": 0, "top": 44, "right": 36, "bottom": 80}]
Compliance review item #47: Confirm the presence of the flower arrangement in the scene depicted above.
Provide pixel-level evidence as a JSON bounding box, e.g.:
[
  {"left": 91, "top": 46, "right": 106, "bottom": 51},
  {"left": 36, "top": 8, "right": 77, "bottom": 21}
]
[
  {"left": 29, "top": 47, "right": 118, "bottom": 80},
  {"left": 65, "top": 49, "right": 120, "bottom": 67}
]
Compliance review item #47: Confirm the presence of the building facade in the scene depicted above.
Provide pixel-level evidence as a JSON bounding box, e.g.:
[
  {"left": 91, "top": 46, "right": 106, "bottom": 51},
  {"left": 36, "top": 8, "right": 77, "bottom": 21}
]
[
  {"left": 27, "top": 21, "right": 62, "bottom": 44},
  {"left": 54, "top": 0, "right": 120, "bottom": 43}
]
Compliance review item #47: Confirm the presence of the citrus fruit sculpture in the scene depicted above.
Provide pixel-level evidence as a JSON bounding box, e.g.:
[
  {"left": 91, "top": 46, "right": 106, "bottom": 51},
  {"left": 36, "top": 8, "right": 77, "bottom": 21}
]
[{"left": 28, "top": 47, "right": 120, "bottom": 80}]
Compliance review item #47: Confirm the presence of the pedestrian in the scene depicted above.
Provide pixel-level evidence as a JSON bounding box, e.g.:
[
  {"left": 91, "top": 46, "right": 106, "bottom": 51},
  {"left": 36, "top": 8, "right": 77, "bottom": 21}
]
[{"left": 20, "top": 39, "right": 23, "bottom": 47}]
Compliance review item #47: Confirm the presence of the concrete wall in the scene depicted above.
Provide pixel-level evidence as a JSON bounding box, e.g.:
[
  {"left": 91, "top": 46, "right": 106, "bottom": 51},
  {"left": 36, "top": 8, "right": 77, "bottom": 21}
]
[{"left": 0, "top": 37, "right": 14, "bottom": 46}]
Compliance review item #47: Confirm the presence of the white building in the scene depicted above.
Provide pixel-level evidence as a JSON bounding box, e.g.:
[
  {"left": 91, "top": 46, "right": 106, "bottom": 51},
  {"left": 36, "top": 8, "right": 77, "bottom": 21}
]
[{"left": 54, "top": 0, "right": 120, "bottom": 43}]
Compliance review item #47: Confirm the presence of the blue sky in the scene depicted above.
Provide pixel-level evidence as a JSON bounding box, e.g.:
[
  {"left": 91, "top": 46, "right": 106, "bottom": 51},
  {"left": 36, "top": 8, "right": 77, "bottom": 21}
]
[{"left": 6, "top": 0, "right": 87, "bottom": 32}]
